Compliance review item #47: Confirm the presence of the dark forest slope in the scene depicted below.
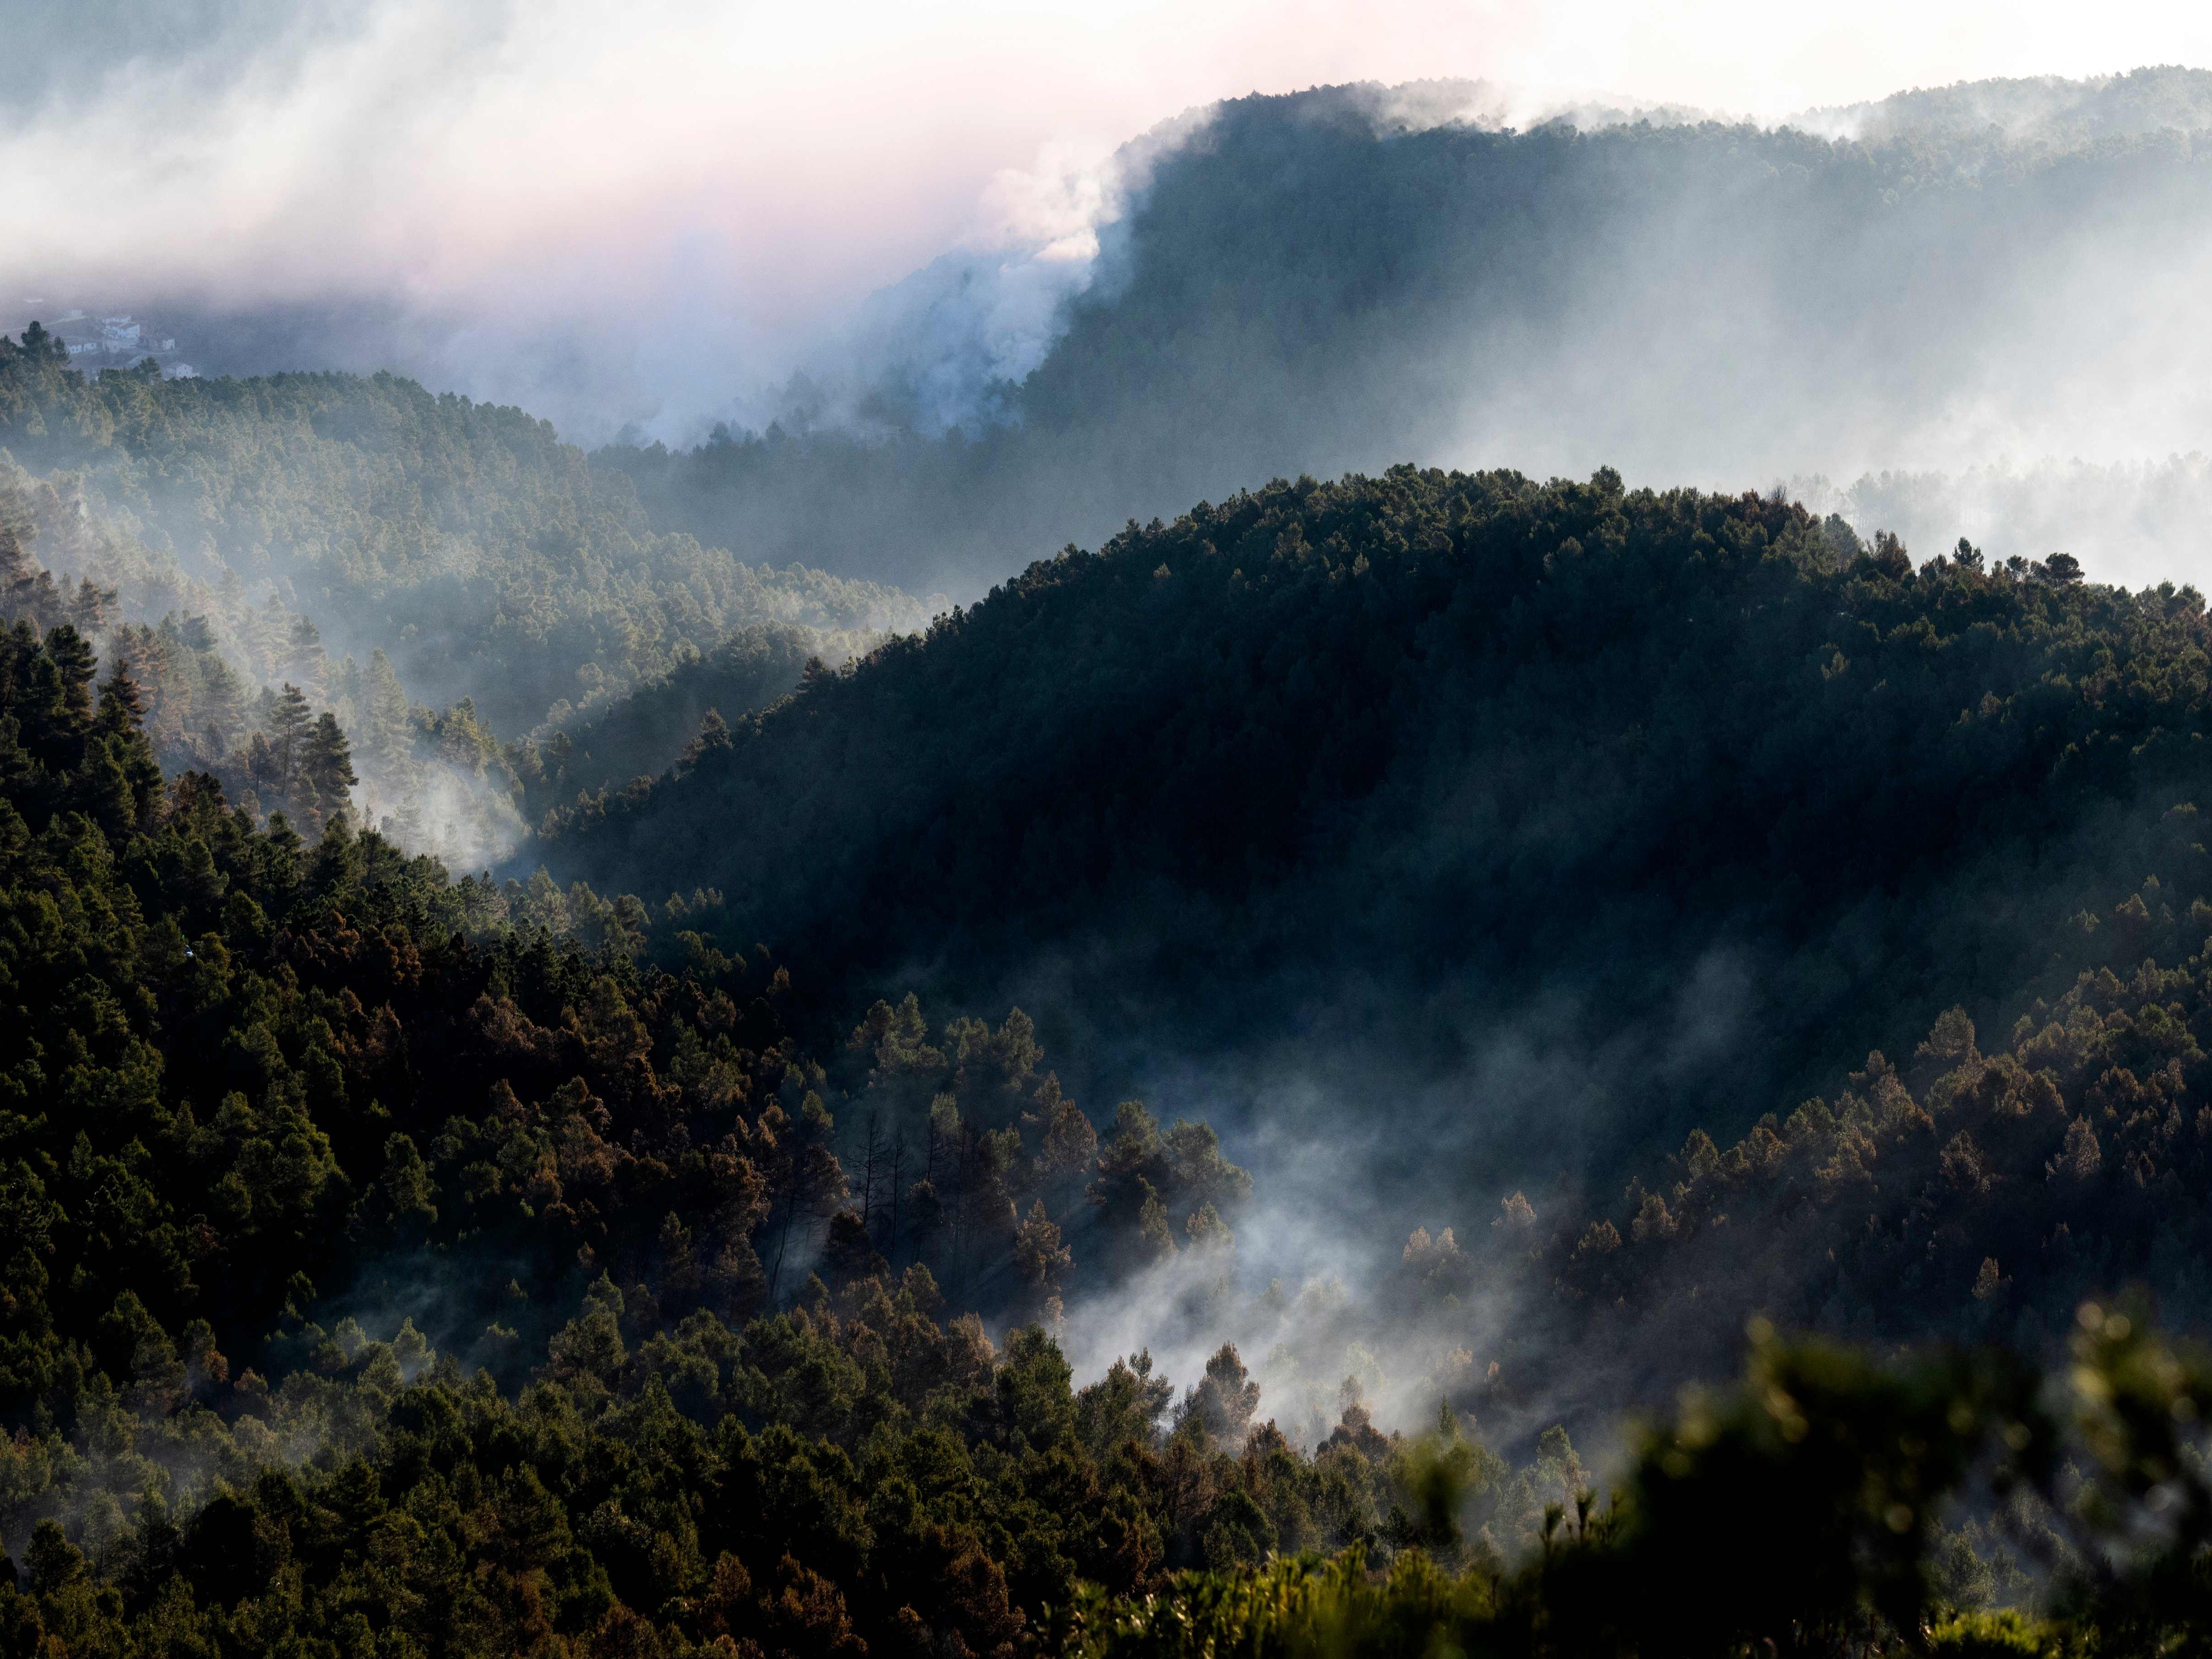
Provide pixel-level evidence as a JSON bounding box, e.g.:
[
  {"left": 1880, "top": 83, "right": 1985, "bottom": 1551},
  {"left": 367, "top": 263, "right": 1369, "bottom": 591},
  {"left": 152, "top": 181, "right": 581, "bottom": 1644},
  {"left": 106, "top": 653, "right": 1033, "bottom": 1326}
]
[
  {"left": 513, "top": 623, "right": 864, "bottom": 826},
  {"left": 536, "top": 468, "right": 2212, "bottom": 1174}
]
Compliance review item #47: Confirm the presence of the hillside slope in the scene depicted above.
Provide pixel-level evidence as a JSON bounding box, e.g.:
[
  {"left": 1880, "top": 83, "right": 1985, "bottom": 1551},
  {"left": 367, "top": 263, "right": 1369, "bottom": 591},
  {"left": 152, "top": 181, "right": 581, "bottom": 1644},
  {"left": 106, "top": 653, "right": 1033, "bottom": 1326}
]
[
  {"left": 0, "top": 341, "right": 925, "bottom": 733},
  {"left": 10, "top": 480, "right": 2212, "bottom": 1654},
  {"left": 537, "top": 468, "right": 2212, "bottom": 1179},
  {"left": 513, "top": 623, "right": 871, "bottom": 826}
]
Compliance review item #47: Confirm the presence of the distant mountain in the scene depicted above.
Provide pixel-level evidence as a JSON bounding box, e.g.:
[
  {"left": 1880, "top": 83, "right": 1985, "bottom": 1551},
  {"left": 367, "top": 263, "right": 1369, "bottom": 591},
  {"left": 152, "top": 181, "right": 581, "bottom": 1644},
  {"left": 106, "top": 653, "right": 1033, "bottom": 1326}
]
[
  {"left": 1800, "top": 63, "right": 2212, "bottom": 144},
  {"left": 603, "top": 68, "right": 2212, "bottom": 597},
  {"left": 0, "top": 347, "right": 925, "bottom": 735}
]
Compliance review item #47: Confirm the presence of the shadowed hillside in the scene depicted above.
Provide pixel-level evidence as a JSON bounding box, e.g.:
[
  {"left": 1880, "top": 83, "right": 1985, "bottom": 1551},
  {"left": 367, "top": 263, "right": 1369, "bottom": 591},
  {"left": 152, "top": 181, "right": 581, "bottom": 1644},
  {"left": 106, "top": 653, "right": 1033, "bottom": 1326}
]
[{"left": 537, "top": 467, "right": 2212, "bottom": 1187}]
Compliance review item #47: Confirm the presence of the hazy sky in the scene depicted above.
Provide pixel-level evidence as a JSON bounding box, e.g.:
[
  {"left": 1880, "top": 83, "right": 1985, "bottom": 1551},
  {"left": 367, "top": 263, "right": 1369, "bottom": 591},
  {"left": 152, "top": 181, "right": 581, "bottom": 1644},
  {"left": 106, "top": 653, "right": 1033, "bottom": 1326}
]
[
  {"left": 3, "top": 0, "right": 2211, "bottom": 461},
  {"left": 7, "top": 0, "right": 2211, "bottom": 336}
]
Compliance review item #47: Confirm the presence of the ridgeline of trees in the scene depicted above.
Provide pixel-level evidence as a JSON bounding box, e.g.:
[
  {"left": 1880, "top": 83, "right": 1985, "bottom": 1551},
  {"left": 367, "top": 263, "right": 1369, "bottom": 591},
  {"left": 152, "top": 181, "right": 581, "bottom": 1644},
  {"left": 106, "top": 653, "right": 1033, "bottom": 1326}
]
[
  {"left": 0, "top": 611, "right": 1604, "bottom": 1658},
  {"left": 18, "top": 241, "right": 2212, "bottom": 1638},
  {"left": 2, "top": 438, "right": 512, "bottom": 857},
  {"left": 1068, "top": 1314, "right": 2212, "bottom": 1658},
  {"left": 0, "top": 615, "right": 1241, "bottom": 1404},
  {"left": 0, "top": 332, "right": 915, "bottom": 867},
  {"left": 1413, "top": 921, "right": 2212, "bottom": 1431}
]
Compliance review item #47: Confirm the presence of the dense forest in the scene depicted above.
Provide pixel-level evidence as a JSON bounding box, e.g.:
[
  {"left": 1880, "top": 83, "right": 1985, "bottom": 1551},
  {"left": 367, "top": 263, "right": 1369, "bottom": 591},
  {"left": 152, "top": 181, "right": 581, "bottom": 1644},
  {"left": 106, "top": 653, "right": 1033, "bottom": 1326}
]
[
  {"left": 533, "top": 468, "right": 2212, "bottom": 1191},
  {"left": 511, "top": 627, "right": 850, "bottom": 830},
  {"left": 0, "top": 327, "right": 915, "bottom": 870},
  {"left": 0, "top": 583, "right": 2189, "bottom": 1656},
  {"left": 598, "top": 68, "right": 2212, "bottom": 594},
  {"left": 11, "top": 590, "right": 2212, "bottom": 1651},
  {"left": 13, "top": 339, "right": 2212, "bottom": 1651},
  {"left": 0, "top": 330, "right": 923, "bottom": 733}
]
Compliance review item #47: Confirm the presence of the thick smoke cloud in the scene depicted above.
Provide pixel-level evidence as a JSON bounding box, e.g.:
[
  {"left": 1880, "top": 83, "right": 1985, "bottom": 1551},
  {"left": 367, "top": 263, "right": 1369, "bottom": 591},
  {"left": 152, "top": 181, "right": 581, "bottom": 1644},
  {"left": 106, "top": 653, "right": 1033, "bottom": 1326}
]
[
  {"left": 9, "top": 0, "right": 2212, "bottom": 448},
  {"left": 582, "top": 72, "right": 2212, "bottom": 600}
]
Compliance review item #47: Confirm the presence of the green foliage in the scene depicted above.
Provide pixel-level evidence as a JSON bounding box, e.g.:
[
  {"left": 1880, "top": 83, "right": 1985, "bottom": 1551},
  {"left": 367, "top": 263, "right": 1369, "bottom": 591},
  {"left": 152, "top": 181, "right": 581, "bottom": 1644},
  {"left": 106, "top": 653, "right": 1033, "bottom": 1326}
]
[
  {"left": 1482, "top": 918, "right": 2212, "bottom": 1404},
  {"left": 1067, "top": 1317, "right": 2212, "bottom": 1658},
  {"left": 10, "top": 549, "right": 2212, "bottom": 1653},
  {"left": 24, "top": 271, "right": 2212, "bottom": 1649},
  {"left": 0, "top": 1272, "right": 1634, "bottom": 1659},
  {"left": 0, "top": 615, "right": 1157, "bottom": 1421}
]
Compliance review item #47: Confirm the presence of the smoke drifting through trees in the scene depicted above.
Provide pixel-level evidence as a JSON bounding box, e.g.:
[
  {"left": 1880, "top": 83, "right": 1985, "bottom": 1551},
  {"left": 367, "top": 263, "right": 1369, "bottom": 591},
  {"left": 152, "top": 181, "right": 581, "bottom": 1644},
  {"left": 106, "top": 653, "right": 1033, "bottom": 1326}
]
[
  {"left": 473, "top": 460, "right": 2212, "bottom": 1526},
  {"left": 20, "top": 70, "right": 2212, "bottom": 598},
  {"left": 15, "top": 52, "right": 2212, "bottom": 1649},
  {"left": 12, "top": 454, "right": 2212, "bottom": 1652},
  {"left": 0, "top": 337, "right": 926, "bottom": 865}
]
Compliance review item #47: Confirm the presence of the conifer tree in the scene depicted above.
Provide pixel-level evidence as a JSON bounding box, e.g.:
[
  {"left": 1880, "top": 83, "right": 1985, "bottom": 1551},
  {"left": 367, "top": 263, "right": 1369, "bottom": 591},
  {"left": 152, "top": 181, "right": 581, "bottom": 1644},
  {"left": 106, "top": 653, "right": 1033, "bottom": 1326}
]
[
  {"left": 43, "top": 624, "right": 97, "bottom": 734},
  {"left": 1177, "top": 1344, "right": 1261, "bottom": 1449},
  {"left": 284, "top": 617, "right": 328, "bottom": 700},
  {"left": 195, "top": 653, "right": 247, "bottom": 757},
  {"left": 95, "top": 656, "right": 147, "bottom": 736},
  {"left": 0, "top": 480, "right": 37, "bottom": 606},
  {"left": 268, "top": 682, "right": 312, "bottom": 799},
  {"left": 301, "top": 712, "right": 357, "bottom": 826},
  {"left": 364, "top": 648, "right": 413, "bottom": 774}
]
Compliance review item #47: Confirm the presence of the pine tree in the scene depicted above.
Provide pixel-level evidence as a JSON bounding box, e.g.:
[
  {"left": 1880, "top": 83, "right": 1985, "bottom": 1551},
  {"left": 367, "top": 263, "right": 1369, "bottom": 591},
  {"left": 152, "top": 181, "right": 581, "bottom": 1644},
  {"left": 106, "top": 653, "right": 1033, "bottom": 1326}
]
[
  {"left": 88, "top": 661, "right": 163, "bottom": 835},
  {"left": 1035, "top": 1075, "right": 1099, "bottom": 1213},
  {"left": 364, "top": 649, "right": 413, "bottom": 775},
  {"left": 249, "top": 594, "right": 288, "bottom": 681},
  {"left": 268, "top": 684, "right": 313, "bottom": 799},
  {"left": 214, "top": 568, "right": 248, "bottom": 641},
  {"left": 244, "top": 732, "right": 278, "bottom": 809},
  {"left": 44, "top": 625, "right": 97, "bottom": 734},
  {"left": 327, "top": 654, "right": 363, "bottom": 729},
  {"left": 284, "top": 618, "right": 328, "bottom": 701},
  {"left": 759, "top": 1094, "right": 850, "bottom": 1303},
  {"left": 1176, "top": 1344, "right": 1261, "bottom": 1449},
  {"left": 95, "top": 657, "right": 148, "bottom": 735},
  {"left": 301, "top": 713, "right": 358, "bottom": 827},
  {"left": 1011, "top": 1199, "right": 1071, "bottom": 1325},
  {"left": 0, "top": 478, "right": 36, "bottom": 599},
  {"left": 66, "top": 575, "right": 115, "bottom": 637},
  {"left": 196, "top": 655, "right": 247, "bottom": 757},
  {"left": 15, "top": 320, "right": 68, "bottom": 365},
  {"left": 678, "top": 708, "right": 733, "bottom": 773}
]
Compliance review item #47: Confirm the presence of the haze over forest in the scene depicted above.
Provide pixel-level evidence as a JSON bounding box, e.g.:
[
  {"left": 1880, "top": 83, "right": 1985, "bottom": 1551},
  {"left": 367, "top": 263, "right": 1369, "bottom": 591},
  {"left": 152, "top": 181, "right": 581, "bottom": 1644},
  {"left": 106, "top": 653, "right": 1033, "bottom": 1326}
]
[{"left": 11, "top": 8, "right": 2212, "bottom": 1653}]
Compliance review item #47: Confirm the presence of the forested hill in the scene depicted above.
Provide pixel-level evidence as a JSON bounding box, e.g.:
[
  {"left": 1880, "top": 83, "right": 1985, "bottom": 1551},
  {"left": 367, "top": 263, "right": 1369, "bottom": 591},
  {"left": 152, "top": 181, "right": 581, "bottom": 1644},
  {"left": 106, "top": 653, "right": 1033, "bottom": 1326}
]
[
  {"left": 512, "top": 623, "right": 865, "bottom": 826},
  {"left": 0, "top": 341, "right": 925, "bottom": 733},
  {"left": 600, "top": 68, "right": 2212, "bottom": 595},
  {"left": 14, "top": 474, "right": 2212, "bottom": 1653},
  {"left": 538, "top": 468, "right": 2212, "bottom": 1172}
]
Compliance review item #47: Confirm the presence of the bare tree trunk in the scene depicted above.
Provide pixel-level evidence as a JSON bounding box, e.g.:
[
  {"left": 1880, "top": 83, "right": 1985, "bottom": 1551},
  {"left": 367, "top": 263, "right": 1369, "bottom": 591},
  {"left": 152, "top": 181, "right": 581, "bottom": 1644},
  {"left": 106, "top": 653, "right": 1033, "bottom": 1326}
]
[
  {"left": 857, "top": 1113, "right": 883, "bottom": 1231},
  {"left": 885, "top": 1136, "right": 906, "bottom": 1263}
]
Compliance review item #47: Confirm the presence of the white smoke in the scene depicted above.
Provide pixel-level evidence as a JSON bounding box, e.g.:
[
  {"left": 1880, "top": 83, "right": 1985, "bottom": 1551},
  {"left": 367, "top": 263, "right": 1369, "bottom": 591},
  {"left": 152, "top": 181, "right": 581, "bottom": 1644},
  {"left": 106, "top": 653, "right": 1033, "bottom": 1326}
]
[{"left": 10, "top": 0, "right": 2212, "bottom": 446}]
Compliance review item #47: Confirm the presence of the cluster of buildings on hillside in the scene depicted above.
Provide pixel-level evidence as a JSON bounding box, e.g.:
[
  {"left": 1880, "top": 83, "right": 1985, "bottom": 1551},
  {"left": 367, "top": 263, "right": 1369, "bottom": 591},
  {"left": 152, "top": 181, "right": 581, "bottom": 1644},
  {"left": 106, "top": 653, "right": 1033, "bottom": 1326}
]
[{"left": 10, "top": 303, "right": 196, "bottom": 376}]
